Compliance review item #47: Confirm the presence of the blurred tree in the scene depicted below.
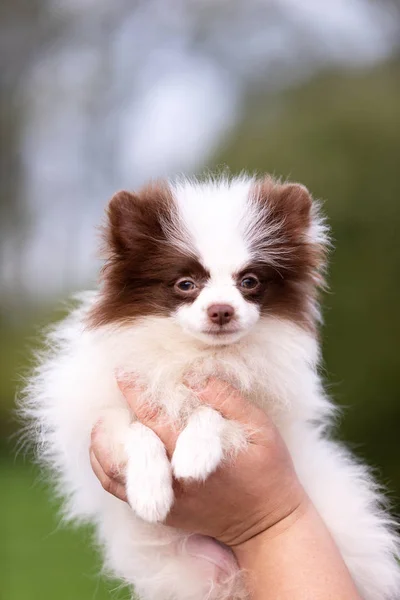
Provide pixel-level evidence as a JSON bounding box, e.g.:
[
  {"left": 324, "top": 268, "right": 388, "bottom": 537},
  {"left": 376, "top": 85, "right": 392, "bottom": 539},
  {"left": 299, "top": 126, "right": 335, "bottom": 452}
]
[
  {"left": 0, "top": 0, "right": 65, "bottom": 314},
  {"left": 211, "top": 58, "right": 400, "bottom": 499},
  {"left": 1, "top": 0, "right": 398, "bottom": 308}
]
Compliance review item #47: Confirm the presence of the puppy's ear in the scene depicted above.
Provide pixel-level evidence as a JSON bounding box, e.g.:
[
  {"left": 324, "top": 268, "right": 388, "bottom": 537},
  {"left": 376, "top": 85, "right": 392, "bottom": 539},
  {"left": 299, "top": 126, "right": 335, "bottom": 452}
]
[
  {"left": 276, "top": 183, "right": 312, "bottom": 228},
  {"left": 106, "top": 190, "right": 139, "bottom": 255},
  {"left": 261, "top": 179, "right": 313, "bottom": 233},
  {"left": 104, "top": 182, "right": 173, "bottom": 256}
]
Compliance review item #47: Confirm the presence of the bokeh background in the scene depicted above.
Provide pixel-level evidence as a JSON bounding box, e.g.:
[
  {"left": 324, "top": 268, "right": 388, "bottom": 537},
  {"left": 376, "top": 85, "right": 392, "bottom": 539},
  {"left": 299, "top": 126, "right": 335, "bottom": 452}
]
[{"left": 1, "top": 1, "right": 400, "bottom": 598}]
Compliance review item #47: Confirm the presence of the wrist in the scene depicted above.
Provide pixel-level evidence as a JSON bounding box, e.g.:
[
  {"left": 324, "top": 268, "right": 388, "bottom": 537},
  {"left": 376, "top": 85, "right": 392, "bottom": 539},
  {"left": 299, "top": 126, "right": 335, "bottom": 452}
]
[
  {"left": 231, "top": 497, "right": 362, "bottom": 599},
  {"left": 231, "top": 493, "right": 311, "bottom": 565}
]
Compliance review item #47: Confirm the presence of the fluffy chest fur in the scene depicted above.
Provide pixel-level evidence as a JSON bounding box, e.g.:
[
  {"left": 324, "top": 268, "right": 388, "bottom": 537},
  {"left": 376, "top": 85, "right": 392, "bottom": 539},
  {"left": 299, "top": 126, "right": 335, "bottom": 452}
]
[{"left": 69, "top": 295, "right": 328, "bottom": 431}]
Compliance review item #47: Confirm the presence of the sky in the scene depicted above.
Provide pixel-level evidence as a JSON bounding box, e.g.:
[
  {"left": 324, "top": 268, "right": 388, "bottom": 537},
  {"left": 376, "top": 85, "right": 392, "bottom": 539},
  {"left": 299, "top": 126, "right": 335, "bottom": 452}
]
[{"left": 1, "top": 0, "right": 398, "bottom": 305}]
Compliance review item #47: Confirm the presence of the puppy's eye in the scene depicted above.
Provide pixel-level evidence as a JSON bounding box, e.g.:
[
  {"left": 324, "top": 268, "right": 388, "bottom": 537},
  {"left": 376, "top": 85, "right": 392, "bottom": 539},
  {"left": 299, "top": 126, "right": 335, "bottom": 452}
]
[
  {"left": 240, "top": 275, "right": 260, "bottom": 290},
  {"left": 175, "top": 278, "right": 197, "bottom": 293}
]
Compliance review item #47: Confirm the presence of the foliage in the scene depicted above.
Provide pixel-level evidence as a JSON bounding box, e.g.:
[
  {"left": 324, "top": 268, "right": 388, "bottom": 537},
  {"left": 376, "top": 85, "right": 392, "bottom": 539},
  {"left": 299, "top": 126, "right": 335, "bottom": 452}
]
[{"left": 212, "top": 58, "right": 400, "bottom": 497}]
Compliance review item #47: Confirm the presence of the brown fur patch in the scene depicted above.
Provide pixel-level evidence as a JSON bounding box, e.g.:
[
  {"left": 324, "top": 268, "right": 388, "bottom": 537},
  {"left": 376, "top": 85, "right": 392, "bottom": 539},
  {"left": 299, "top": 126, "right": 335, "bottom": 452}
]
[
  {"left": 248, "top": 178, "right": 328, "bottom": 332},
  {"left": 88, "top": 182, "right": 210, "bottom": 328}
]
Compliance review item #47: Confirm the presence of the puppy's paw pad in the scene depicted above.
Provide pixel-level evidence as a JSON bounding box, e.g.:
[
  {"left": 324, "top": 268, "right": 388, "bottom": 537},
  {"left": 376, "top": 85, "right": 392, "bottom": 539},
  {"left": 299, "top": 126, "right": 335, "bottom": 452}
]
[{"left": 172, "top": 433, "right": 223, "bottom": 481}]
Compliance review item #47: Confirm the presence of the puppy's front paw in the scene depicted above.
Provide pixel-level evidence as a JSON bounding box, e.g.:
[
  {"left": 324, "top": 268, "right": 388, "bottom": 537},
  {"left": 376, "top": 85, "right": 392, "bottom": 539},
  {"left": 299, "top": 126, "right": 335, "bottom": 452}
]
[
  {"left": 172, "top": 407, "right": 225, "bottom": 482},
  {"left": 125, "top": 422, "right": 173, "bottom": 523},
  {"left": 172, "top": 432, "right": 223, "bottom": 481}
]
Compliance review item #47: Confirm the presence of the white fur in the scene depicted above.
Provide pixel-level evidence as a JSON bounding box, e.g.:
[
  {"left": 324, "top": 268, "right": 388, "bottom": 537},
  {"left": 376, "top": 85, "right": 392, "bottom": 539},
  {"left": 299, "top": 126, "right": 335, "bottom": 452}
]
[
  {"left": 125, "top": 422, "right": 174, "bottom": 523},
  {"left": 21, "top": 176, "right": 400, "bottom": 600},
  {"left": 171, "top": 176, "right": 253, "bottom": 271},
  {"left": 172, "top": 407, "right": 227, "bottom": 481},
  {"left": 171, "top": 177, "right": 261, "bottom": 346}
]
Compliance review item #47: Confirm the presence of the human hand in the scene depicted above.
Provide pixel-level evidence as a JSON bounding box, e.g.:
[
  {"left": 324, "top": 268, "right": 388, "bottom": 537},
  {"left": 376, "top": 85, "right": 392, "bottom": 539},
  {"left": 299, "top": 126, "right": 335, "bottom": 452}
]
[{"left": 90, "top": 378, "right": 306, "bottom": 548}]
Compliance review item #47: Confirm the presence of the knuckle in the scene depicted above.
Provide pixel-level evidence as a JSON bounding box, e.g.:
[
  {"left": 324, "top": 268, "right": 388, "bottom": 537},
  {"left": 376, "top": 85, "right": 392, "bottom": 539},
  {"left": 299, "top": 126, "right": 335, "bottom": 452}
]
[
  {"left": 101, "top": 474, "right": 114, "bottom": 494},
  {"left": 101, "top": 475, "right": 121, "bottom": 499},
  {"left": 208, "top": 377, "right": 227, "bottom": 393},
  {"left": 102, "top": 458, "right": 117, "bottom": 480},
  {"left": 135, "top": 401, "right": 160, "bottom": 424},
  {"left": 216, "top": 383, "right": 236, "bottom": 405}
]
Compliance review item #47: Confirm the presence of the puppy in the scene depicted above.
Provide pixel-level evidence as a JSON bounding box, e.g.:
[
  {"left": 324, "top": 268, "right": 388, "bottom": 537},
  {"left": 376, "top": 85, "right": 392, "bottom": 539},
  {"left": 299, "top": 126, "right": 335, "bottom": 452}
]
[{"left": 21, "top": 175, "right": 400, "bottom": 599}]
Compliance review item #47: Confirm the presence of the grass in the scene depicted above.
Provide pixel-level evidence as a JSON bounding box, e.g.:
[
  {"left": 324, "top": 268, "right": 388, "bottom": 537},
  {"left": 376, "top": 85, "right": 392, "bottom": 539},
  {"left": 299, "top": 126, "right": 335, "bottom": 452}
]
[{"left": 0, "top": 453, "right": 129, "bottom": 600}]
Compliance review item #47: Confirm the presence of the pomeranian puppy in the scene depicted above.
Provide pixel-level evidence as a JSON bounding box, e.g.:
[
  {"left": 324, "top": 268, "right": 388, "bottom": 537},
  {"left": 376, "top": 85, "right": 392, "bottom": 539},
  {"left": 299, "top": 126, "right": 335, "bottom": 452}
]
[{"left": 21, "top": 174, "right": 400, "bottom": 600}]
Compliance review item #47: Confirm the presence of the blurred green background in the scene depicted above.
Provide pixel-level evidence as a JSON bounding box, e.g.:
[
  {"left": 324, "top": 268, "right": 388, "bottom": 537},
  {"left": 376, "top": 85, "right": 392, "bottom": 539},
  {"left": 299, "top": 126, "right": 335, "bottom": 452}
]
[{"left": 1, "top": 1, "right": 399, "bottom": 599}]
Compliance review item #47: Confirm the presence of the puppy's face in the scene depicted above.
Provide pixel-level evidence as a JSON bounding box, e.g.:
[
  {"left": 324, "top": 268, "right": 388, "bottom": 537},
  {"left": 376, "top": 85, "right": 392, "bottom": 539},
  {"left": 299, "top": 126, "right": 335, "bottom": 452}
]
[{"left": 89, "top": 176, "right": 327, "bottom": 345}]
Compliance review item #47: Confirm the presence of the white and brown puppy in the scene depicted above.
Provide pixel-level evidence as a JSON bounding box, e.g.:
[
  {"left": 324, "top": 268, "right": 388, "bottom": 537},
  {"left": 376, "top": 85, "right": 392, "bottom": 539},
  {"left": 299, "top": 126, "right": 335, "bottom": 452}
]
[{"left": 22, "top": 175, "right": 400, "bottom": 600}]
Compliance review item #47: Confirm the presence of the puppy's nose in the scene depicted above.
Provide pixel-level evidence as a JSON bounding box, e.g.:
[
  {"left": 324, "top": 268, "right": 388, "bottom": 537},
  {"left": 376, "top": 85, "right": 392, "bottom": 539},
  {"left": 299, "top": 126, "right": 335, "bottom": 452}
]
[{"left": 207, "top": 304, "right": 235, "bottom": 326}]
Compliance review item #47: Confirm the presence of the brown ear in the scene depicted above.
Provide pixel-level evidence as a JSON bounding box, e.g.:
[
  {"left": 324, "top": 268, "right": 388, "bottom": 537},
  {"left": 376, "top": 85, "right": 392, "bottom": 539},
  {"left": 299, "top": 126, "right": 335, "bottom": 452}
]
[
  {"left": 268, "top": 181, "right": 313, "bottom": 232},
  {"left": 106, "top": 190, "right": 140, "bottom": 255},
  {"left": 105, "top": 182, "right": 174, "bottom": 256}
]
